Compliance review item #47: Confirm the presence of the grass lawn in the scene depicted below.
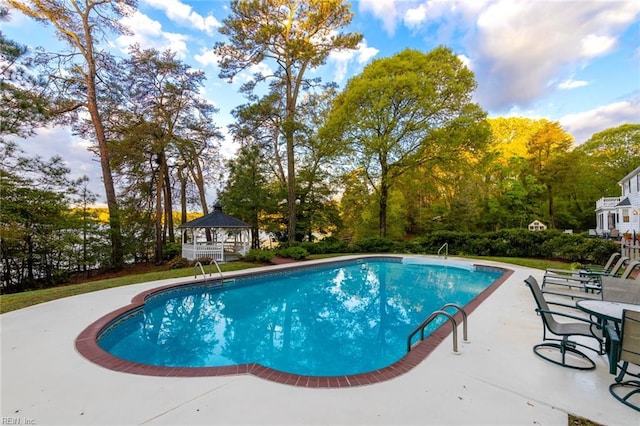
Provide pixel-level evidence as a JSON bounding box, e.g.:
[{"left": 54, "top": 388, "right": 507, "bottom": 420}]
[{"left": 0, "top": 255, "right": 570, "bottom": 314}]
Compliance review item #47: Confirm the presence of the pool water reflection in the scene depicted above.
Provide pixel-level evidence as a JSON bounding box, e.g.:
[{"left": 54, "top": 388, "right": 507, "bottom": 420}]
[{"left": 98, "top": 259, "right": 502, "bottom": 376}]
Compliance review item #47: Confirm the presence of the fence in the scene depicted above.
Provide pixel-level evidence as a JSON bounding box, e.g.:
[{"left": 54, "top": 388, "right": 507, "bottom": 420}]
[{"left": 622, "top": 240, "right": 640, "bottom": 261}]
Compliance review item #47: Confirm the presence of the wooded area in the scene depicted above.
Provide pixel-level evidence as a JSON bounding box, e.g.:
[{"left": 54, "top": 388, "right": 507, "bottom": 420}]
[{"left": 1, "top": 1, "right": 639, "bottom": 293}]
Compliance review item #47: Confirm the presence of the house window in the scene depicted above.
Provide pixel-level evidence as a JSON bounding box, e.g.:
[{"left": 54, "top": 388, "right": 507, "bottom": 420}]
[{"left": 623, "top": 208, "right": 630, "bottom": 223}]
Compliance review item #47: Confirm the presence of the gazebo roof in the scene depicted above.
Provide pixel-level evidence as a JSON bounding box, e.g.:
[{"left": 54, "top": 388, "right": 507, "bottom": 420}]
[{"left": 178, "top": 204, "right": 250, "bottom": 229}]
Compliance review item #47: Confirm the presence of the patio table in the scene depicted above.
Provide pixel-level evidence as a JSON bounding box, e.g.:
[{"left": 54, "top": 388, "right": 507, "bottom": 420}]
[{"left": 577, "top": 299, "right": 640, "bottom": 332}]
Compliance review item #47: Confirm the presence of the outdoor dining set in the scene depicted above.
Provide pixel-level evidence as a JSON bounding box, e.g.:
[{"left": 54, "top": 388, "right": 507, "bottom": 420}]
[{"left": 524, "top": 252, "right": 640, "bottom": 412}]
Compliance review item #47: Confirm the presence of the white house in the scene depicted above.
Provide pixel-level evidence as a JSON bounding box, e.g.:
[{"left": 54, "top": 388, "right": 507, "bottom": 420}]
[
  {"left": 528, "top": 220, "right": 547, "bottom": 231},
  {"left": 595, "top": 165, "right": 640, "bottom": 237}
]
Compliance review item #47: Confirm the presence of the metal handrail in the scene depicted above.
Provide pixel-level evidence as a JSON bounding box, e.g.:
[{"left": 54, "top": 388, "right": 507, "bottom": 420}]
[
  {"left": 407, "top": 304, "right": 468, "bottom": 353},
  {"left": 407, "top": 310, "right": 458, "bottom": 353},
  {"left": 438, "top": 242, "right": 448, "bottom": 259},
  {"left": 194, "top": 261, "right": 206, "bottom": 279},
  {"left": 441, "top": 303, "right": 468, "bottom": 342},
  {"left": 209, "top": 258, "right": 224, "bottom": 281}
]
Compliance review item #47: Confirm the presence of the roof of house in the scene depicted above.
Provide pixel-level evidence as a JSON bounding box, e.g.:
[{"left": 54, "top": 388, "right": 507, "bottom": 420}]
[
  {"left": 619, "top": 165, "right": 640, "bottom": 185},
  {"left": 616, "top": 197, "right": 632, "bottom": 207},
  {"left": 178, "top": 204, "right": 250, "bottom": 229}
]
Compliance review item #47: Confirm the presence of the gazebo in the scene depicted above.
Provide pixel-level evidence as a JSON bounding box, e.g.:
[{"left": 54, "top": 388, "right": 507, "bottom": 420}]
[{"left": 178, "top": 204, "right": 251, "bottom": 262}]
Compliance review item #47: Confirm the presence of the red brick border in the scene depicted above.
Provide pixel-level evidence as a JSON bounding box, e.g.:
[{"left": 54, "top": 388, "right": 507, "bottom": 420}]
[{"left": 75, "top": 261, "right": 513, "bottom": 387}]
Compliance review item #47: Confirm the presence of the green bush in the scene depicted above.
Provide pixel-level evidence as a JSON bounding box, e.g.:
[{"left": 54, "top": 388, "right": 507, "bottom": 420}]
[
  {"left": 167, "top": 257, "right": 190, "bottom": 269},
  {"left": 298, "top": 237, "right": 349, "bottom": 254},
  {"left": 162, "top": 242, "right": 182, "bottom": 260},
  {"left": 242, "top": 249, "right": 275, "bottom": 263},
  {"left": 350, "top": 237, "right": 399, "bottom": 253},
  {"left": 344, "top": 230, "right": 618, "bottom": 263},
  {"left": 277, "top": 246, "right": 308, "bottom": 260}
]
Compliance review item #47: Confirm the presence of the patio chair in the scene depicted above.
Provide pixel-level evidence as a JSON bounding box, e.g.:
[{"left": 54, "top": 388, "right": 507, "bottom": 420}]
[
  {"left": 585, "top": 253, "right": 622, "bottom": 273},
  {"left": 546, "top": 252, "right": 620, "bottom": 276},
  {"left": 605, "top": 309, "right": 640, "bottom": 412},
  {"left": 542, "top": 256, "right": 630, "bottom": 292},
  {"left": 620, "top": 260, "right": 640, "bottom": 280},
  {"left": 543, "top": 267, "right": 640, "bottom": 306},
  {"left": 524, "top": 276, "right": 603, "bottom": 370}
]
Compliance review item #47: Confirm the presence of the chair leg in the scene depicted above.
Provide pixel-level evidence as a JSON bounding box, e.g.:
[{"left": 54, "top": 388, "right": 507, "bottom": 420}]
[
  {"left": 609, "top": 379, "right": 640, "bottom": 412},
  {"left": 533, "top": 339, "right": 596, "bottom": 370}
]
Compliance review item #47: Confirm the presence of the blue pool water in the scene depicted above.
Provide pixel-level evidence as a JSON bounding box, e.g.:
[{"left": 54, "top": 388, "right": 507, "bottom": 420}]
[{"left": 98, "top": 258, "right": 502, "bottom": 376}]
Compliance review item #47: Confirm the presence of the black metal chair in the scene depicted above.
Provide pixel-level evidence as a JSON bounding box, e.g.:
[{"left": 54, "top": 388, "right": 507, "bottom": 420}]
[
  {"left": 524, "top": 276, "right": 603, "bottom": 370},
  {"left": 606, "top": 309, "right": 640, "bottom": 412}
]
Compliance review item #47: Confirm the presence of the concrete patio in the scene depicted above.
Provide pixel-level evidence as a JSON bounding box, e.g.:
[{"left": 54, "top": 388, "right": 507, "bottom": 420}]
[{"left": 1, "top": 257, "right": 638, "bottom": 425}]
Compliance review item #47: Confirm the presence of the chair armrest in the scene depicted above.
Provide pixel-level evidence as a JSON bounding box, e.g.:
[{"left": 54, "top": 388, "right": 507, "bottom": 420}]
[
  {"left": 605, "top": 324, "right": 621, "bottom": 375},
  {"left": 536, "top": 308, "right": 601, "bottom": 326}
]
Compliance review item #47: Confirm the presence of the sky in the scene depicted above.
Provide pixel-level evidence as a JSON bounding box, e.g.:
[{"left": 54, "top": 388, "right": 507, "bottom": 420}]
[{"left": 2, "top": 0, "right": 640, "bottom": 205}]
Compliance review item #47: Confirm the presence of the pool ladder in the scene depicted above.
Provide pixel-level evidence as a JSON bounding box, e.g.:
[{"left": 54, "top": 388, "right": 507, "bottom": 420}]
[
  {"left": 194, "top": 259, "right": 225, "bottom": 282},
  {"left": 407, "top": 303, "right": 468, "bottom": 354},
  {"left": 437, "top": 242, "right": 448, "bottom": 259}
]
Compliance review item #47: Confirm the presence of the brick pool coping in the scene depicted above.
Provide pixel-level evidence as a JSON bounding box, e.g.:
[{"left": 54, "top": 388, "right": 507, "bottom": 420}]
[{"left": 75, "top": 258, "right": 513, "bottom": 388}]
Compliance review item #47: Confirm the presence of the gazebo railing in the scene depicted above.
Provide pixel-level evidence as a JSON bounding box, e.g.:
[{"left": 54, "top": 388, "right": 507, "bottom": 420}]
[
  {"left": 182, "top": 242, "right": 224, "bottom": 262},
  {"left": 182, "top": 241, "right": 250, "bottom": 262}
]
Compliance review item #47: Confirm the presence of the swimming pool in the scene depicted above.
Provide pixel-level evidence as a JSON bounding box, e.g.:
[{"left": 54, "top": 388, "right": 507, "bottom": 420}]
[{"left": 76, "top": 256, "right": 510, "bottom": 386}]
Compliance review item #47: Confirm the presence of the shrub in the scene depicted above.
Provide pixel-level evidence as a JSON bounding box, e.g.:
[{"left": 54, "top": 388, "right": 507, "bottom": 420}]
[
  {"left": 277, "top": 246, "right": 308, "bottom": 260},
  {"left": 192, "top": 256, "right": 213, "bottom": 266},
  {"left": 162, "top": 242, "right": 182, "bottom": 260},
  {"left": 167, "top": 257, "right": 190, "bottom": 269},
  {"left": 345, "top": 229, "right": 618, "bottom": 263},
  {"left": 298, "top": 237, "right": 350, "bottom": 254},
  {"left": 350, "top": 237, "right": 398, "bottom": 253},
  {"left": 242, "top": 249, "right": 275, "bottom": 263}
]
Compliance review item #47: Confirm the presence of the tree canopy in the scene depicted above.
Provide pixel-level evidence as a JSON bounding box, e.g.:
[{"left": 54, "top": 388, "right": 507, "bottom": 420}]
[{"left": 324, "top": 47, "right": 489, "bottom": 237}]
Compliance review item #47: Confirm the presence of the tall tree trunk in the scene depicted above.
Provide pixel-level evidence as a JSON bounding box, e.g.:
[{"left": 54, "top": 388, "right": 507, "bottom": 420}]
[
  {"left": 154, "top": 152, "right": 165, "bottom": 264},
  {"left": 86, "top": 74, "right": 123, "bottom": 268},
  {"left": 163, "top": 165, "right": 175, "bottom": 243},
  {"left": 379, "top": 183, "right": 388, "bottom": 238},
  {"left": 379, "top": 160, "right": 389, "bottom": 238},
  {"left": 548, "top": 187, "right": 556, "bottom": 229},
  {"left": 285, "top": 120, "right": 297, "bottom": 245},
  {"left": 178, "top": 166, "right": 188, "bottom": 244},
  {"left": 82, "top": 10, "right": 123, "bottom": 269},
  {"left": 188, "top": 154, "right": 211, "bottom": 241}
]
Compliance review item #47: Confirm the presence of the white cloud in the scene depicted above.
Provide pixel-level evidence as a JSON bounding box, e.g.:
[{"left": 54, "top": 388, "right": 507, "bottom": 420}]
[
  {"left": 118, "top": 11, "right": 189, "bottom": 59},
  {"left": 404, "top": 4, "right": 428, "bottom": 28},
  {"left": 194, "top": 48, "right": 220, "bottom": 68},
  {"left": 468, "top": 0, "right": 640, "bottom": 111},
  {"left": 328, "top": 40, "right": 379, "bottom": 83},
  {"left": 581, "top": 34, "right": 616, "bottom": 57},
  {"left": 143, "top": 0, "right": 221, "bottom": 35},
  {"left": 359, "top": 1, "right": 637, "bottom": 112},
  {"left": 561, "top": 97, "right": 640, "bottom": 144},
  {"left": 457, "top": 54, "right": 471, "bottom": 70},
  {"left": 558, "top": 79, "right": 590, "bottom": 90},
  {"left": 359, "top": 0, "right": 402, "bottom": 35}
]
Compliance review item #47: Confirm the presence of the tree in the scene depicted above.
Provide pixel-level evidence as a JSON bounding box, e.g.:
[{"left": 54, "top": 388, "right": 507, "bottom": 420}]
[
  {"left": 0, "top": 144, "right": 88, "bottom": 292},
  {"left": 577, "top": 123, "right": 640, "bottom": 184},
  {"left": 526, "top": 120, "right": 574, "bottom": 228},
  {"left": 106, "top": 46, "right": 221, "bottom": 263},
  {"left": 219, "top": 144, "right": 275, "bottom": 249},
  {"left": 0, "top": 7, "right": 50, "bottom": 140},
  {"left": 215, "top": 0, "right": 362, "bottom": 245},
  {"left": 8, "top": 0, "right": 137, "bottom": 269},
  {"left": 325, "top": 47, "right": 489, "bottom": 237}
]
